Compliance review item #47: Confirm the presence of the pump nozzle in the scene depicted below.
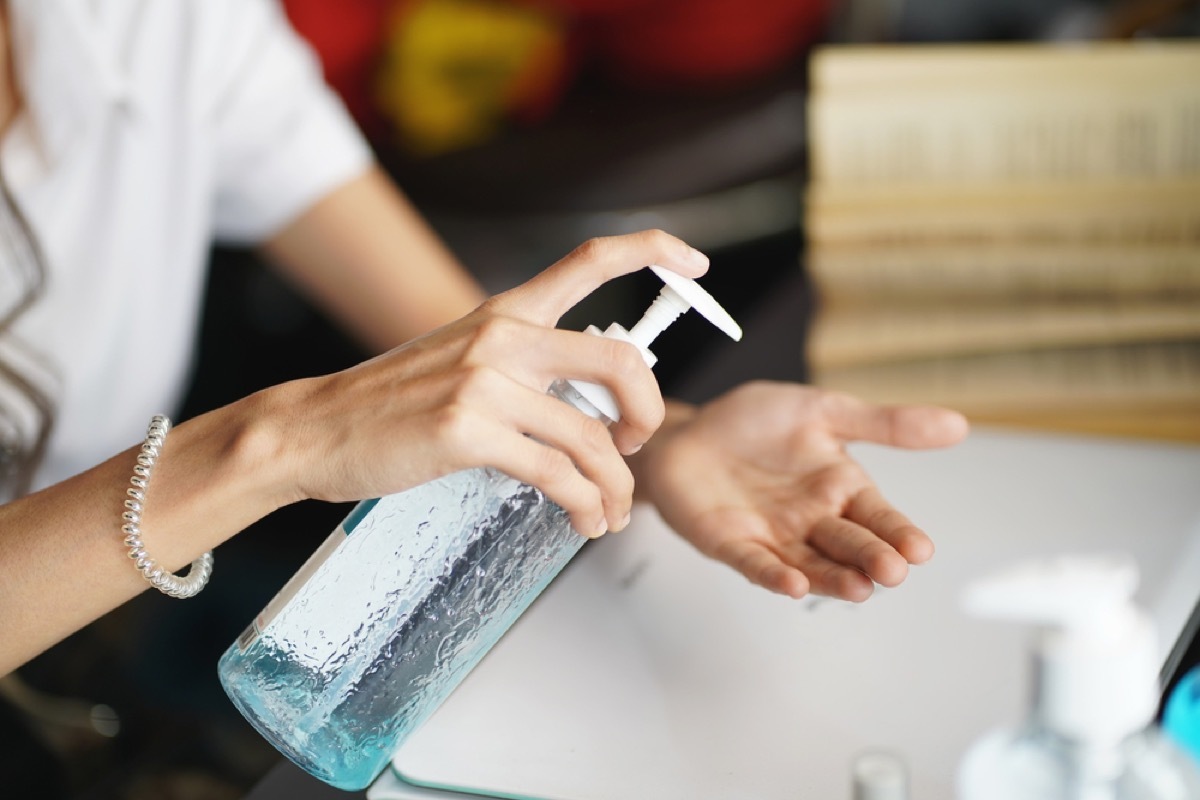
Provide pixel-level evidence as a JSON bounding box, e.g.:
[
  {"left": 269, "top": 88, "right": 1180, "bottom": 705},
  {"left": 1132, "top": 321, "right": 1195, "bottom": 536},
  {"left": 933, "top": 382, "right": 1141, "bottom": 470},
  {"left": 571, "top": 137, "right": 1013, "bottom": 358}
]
[
  {"left": 962, "top": 553, "right": 1159, "bottom": 747},
  {"left": 568, "top": 265, "right": 742, "bottom": 422},
  {"left": 963, "top": 553, "right": 1139, "bottom": 633}
]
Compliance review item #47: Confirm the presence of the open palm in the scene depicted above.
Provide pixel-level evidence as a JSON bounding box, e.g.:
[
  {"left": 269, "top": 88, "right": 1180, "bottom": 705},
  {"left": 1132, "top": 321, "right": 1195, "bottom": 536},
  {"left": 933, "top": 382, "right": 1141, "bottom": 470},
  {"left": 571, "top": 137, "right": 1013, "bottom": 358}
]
[{"left": 638, "top": 381, "right": 969, "bottom": 601}]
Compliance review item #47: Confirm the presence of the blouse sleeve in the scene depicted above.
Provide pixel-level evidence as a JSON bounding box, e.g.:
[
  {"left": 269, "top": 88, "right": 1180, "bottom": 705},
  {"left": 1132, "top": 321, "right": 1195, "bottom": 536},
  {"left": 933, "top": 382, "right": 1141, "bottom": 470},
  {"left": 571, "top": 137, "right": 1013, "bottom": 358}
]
[{"left": 204, "top": 0, "right": 374, "bottom": 243}]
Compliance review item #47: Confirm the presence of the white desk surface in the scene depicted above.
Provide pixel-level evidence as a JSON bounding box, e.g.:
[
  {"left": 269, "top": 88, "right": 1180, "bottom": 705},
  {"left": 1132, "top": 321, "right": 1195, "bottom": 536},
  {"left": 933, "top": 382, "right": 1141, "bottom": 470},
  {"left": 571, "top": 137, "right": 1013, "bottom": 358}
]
[{"left": 366, "top": 427, "right": 1200, "bottom": 800}]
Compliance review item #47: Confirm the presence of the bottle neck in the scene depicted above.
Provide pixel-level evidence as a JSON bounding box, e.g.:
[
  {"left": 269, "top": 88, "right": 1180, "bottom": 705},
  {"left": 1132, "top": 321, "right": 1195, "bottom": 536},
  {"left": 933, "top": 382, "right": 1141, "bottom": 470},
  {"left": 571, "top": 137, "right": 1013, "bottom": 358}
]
[
  {"left": 548, "top": 379, "right": 614, "bottom": 425},
  {"left": 1031, "top": 627, "right": 1157, "bottom": 749},
  {"left": 1022, "top": 718, "right": 1145, "bottom": 788},
  {"left": 628, "top": 286, "right": 688, "bottom": 345}
]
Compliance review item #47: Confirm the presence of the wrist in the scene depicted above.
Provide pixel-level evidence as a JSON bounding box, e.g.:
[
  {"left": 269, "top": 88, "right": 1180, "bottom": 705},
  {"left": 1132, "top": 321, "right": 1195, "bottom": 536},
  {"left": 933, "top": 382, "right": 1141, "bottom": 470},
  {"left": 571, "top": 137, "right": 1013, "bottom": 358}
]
[
  {"left": 141, "top": 389, "right": 299, "bottom": 561},
  {"left": 218, "top": 384, "right": 309, "bottom": 511},
  {"left": 661, "top": 399, "right": 699, "bottom": 429},
  {"left": 629, "top": 398, "right": 696, "bottom": 501}
]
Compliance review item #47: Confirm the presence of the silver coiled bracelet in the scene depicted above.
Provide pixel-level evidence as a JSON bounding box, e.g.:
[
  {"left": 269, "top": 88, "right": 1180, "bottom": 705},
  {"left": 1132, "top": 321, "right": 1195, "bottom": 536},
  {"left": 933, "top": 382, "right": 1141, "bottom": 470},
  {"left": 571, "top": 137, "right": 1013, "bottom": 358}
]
[{"left": 122, "top": 415, "right": 213, "bottom": 598}]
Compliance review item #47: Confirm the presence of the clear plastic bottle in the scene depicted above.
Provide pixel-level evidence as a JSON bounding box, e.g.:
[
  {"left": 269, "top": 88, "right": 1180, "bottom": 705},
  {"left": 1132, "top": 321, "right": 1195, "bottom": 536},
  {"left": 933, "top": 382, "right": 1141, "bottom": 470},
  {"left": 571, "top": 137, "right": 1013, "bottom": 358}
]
[
  {"left": 956, "top": 554, "right": 1200, "bottom": 800},
  {"left": 217, "top": 266, "right": 741, "bottom": 790}
]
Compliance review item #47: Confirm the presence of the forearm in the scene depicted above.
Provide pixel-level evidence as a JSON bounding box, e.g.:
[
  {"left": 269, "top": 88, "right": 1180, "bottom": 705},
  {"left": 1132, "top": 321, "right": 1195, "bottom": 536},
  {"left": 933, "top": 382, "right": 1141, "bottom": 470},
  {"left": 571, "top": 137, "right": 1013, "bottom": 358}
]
[
  {"left": 0, "top": 391, "right": 294, "bottom": 675},
  {"left": 261, "top": 165, "right": 487, "bottom": 352}
]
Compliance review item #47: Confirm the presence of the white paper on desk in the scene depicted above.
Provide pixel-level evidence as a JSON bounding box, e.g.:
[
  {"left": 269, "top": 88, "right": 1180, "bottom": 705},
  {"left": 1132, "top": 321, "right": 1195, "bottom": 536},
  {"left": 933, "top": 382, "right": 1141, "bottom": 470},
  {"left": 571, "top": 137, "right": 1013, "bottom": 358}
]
[
  {"left": 370, "top": 429, "right": 1200, "bottom": 800},
  {"left": 382, "top": 517, "right": 735, "bottom": 800}
]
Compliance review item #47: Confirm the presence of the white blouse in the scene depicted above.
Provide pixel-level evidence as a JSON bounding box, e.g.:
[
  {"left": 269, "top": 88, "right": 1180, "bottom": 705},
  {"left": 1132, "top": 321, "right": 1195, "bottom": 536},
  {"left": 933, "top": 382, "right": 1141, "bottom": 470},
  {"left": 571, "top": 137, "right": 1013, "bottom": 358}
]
[{"left": 1, "top": 0, "right": 372, "bottom": 491}]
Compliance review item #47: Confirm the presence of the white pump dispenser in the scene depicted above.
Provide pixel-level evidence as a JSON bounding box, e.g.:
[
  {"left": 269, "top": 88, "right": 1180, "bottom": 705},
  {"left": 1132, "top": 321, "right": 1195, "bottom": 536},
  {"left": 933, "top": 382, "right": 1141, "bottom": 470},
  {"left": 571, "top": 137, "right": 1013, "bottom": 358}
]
[
  {"left": 957, "top": 553, "right": 1200, "bottom": 800},
  {"left": 565, "top": 264, "right": 742, "bottom": 422}
]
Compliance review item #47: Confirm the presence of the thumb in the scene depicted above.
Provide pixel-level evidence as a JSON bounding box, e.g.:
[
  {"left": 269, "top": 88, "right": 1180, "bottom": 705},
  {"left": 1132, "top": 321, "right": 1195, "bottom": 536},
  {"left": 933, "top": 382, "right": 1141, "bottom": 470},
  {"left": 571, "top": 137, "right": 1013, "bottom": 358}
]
[{"left": 493, "top": 229, "right": 709, "bottom": 327}]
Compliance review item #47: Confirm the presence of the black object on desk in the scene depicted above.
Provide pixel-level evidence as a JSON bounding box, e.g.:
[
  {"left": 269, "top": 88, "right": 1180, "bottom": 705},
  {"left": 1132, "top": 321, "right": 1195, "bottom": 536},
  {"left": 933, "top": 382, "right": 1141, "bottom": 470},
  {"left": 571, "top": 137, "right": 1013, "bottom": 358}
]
[{"left": 245, "top": 758, "right": 359, "bottom": 800}]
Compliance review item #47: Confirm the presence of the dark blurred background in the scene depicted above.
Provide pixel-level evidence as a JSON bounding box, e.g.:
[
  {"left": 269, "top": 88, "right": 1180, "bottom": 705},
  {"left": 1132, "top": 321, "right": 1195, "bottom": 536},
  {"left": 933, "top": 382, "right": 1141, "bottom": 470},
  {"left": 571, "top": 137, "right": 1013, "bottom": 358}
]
[{"left": 3, "top": 1, "right": 1198, "bottom": 797}]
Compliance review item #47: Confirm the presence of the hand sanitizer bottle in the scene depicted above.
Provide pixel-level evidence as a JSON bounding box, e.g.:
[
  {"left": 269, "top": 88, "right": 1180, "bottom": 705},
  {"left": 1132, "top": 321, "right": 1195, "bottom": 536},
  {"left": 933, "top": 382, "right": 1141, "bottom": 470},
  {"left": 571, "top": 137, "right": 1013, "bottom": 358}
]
[
  {"left": 217, "top": 265, "right": 742, "bottom": 791},
  {"left": 956, "top": 554, "right": 1200, "bottom": 800}
]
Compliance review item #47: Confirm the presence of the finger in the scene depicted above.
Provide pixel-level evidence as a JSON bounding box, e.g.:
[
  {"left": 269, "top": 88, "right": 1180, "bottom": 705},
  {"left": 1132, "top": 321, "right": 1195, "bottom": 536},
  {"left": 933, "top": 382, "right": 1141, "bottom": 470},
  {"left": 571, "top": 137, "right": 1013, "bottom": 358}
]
[
  {"left": 713, "top": 537, "right": 811, "bottom": 599},
  {"left": 818, "top": 392, "right": 970, "bottom": 449},
  {"left": 695, "top": 510, "right": 810, "bottom": 598},
  {"left": 465, "top": 322, "right": 665, "bottom": 455},
  {"left": 529, "top": 329, "right": 665, "bottom": 452},
  {"left": 550, "top": 336, "right": 665, "bottom": 455},
  {"left": 806, "top": 515, "right": 912, "bottom": 589},
  {"left": 490, "top": 381, "right": 636, "bottom": 532},
  {"left": 785, "top": 544, "right": 877, "bottom": 602},
  {"left": 844, "top": 487, "right": 935, "bottom": 565},
  {"left": 446, "top": 408, "right": 611, "bottom": 538},
  {"left": 493, "top": 230, "right": 709, "bottom": 327},
  {"left": 401, "top": 365, "right": 630, "bottom": 535}
]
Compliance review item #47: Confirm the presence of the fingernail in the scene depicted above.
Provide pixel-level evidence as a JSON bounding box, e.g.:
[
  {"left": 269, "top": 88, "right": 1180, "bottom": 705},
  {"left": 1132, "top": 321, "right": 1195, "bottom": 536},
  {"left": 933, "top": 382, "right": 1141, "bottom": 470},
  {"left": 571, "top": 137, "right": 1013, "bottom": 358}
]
[
  {"left": 591, "top": 520, "right": 609, "bottom": 539},
  {"left": 624, "top": 442, "right": 643, "bottom": 456},
  {"left": 686, "top": 247, "right": 710, "bottom": 269},
  {"left": 608, "top": 512, "right": 631, "bottom": 532}
]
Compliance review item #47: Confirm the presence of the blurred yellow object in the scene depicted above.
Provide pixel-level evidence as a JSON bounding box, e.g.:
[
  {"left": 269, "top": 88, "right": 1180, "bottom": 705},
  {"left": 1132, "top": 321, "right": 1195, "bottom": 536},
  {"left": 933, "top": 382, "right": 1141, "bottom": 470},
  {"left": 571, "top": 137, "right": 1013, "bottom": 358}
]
[{"left": 376, "top": 0, "right": 569, "bottom": 156}]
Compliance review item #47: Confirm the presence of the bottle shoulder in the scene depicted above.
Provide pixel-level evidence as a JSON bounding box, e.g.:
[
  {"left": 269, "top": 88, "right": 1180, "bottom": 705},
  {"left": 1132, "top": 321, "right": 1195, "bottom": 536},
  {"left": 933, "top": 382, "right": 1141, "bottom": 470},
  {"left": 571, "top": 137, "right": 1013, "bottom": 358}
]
[
  {"left": 959, "top": 728, "right": 1068, "bottom": 800},
  {"left": 959, "top": 727, "right": 1200, "bottom": 800},
  {"left": 1119, "top": 728, "right": 1200, "bottom": 798}
]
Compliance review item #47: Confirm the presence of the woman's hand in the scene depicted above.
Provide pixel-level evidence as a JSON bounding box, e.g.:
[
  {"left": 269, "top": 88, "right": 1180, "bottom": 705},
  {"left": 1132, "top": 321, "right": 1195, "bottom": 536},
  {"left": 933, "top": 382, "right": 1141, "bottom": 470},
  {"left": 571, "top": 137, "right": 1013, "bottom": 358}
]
[
  {"left": 633, "top": 382, "right": 969, "bottom": 601},
  {"left": 269, "top": 229, "right": 709, "bottom": 538}
]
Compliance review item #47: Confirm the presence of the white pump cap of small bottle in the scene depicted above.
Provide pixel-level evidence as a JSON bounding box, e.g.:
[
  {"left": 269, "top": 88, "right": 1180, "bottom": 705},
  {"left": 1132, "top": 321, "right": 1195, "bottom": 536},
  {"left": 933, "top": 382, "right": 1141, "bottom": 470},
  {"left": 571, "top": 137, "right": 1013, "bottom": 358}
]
[
  {"left": 567, "top": 265, "right": 743, "bottom": 422},
  {"left": 962, "top": 553, "right": 1159, "bottom": 748}
]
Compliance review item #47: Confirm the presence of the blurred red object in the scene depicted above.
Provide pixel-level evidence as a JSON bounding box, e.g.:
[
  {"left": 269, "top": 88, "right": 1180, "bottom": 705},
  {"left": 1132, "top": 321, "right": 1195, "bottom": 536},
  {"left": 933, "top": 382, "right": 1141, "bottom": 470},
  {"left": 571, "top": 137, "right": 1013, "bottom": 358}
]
[
  {"left": 529, "top": 0, "right": 661, "bottom": 16},
  {"left": 526, "top": 0, "right": 830, "bottom": 90},
  {"left": 587, "top": 0, "right": 832, "bottom": 90},
  {"left": 282, "top": 0, "right": 401, "bottom": 130}
]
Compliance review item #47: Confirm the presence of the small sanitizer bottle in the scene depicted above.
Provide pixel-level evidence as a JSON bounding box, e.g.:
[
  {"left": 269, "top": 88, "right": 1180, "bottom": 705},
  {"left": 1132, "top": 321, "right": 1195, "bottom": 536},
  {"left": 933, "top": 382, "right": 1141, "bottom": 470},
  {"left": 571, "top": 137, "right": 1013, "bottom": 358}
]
[
  {"left": 217, "top": 265, "right": 742, "bottom": 791},
  {"left": 956, "top": 554, "right": 1200, "bottom": 800}
]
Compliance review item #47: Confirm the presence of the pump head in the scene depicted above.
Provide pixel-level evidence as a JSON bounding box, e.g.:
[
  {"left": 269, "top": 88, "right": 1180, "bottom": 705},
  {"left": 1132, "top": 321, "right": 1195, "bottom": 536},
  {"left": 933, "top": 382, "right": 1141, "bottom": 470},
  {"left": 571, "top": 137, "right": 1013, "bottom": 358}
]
[
  {"left": 962, "top": 553, "right": 1159, "bottom": 747},
  {"left": 568, "top": 264, "right": 742, "bottom": 422}
]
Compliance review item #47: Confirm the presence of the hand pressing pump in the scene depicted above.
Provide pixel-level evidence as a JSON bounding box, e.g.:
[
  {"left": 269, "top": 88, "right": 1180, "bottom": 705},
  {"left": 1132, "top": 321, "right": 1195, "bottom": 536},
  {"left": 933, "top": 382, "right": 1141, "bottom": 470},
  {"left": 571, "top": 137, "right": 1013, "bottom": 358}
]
[{"left": 218, "top": 265, "right": 741, "bottom": 790}]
